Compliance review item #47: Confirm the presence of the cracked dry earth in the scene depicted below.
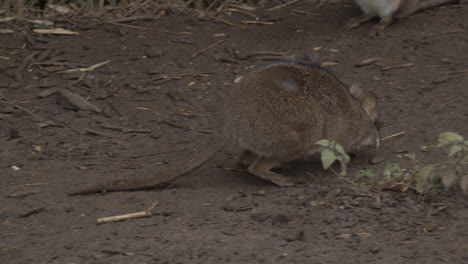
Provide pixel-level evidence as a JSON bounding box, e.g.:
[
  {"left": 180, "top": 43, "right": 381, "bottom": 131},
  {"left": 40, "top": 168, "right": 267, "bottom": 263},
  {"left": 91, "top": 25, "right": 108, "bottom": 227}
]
[{"left": 1, "top": 1, "right": 468, "bottom": 264}]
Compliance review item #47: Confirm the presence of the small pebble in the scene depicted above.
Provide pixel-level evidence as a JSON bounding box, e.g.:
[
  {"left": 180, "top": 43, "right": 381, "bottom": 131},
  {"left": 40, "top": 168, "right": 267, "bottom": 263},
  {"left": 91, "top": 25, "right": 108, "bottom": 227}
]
[
  {"left": 369, "top": 156, "right": 385, "bottom": 164},
  {"left": 145, "top": 47, "right": 164, "bottom": 58}
]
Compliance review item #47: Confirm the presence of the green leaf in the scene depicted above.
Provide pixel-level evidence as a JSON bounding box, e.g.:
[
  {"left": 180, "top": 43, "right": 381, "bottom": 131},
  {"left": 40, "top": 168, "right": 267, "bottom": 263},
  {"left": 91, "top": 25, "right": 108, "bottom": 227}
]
[
  {"left": 414, "top": 165, "right": 434, "bottom": 194},
  {"left": 341, "top": 152, "right": 351, "bottom": 163},
  {"left": 438, "top": 132, "right": 464, "bottom": 145},
  {"left": 356, "top": 170, "right": 376, "bottom": 178},
  {"left": 383, "top": 163, "right": 402, "bottom": 179},
  {"left": 420, "top": 146, "right": 428, "bottom": 151},
  {"left": 316, "top": 139, "right": 330, "bottom": 147},
  {"left": 448, "top": 145, "right": 463, "bottom": 157},
  {"left": 441, "top": 167, "right": 458, "bottom": 188},
  {"left": 334, "top": 143, "right": 346, "bottom": 156},
  {"left": 356, "top": 169, "right": 378, "bottom": 184},
  {"left": 320, "top": 149, "right": 336, "bottom": 170}
]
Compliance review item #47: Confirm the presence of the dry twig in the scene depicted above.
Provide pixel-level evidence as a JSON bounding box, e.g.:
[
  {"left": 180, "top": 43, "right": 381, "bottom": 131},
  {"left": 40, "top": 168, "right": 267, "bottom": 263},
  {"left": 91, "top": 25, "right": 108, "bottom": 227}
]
[
  {"left": 211, "top": 16, "right": 246, "bottom": 29},
  {"left": 0, "top": 243, "right": 21, "bottom": 250},
  {"left": 191, "top": 39, "right": 224, "bottom": 59},
  {"left": 268, "top": 0, "right": 302, "bottom": 11},
  {"left": 291, "top": 9, "right": 321, "bottom": 16},
  {"left": 381, "top": 63, "right": 414, "bottom": 71},
  {"left": 0, "top": 101, "right": 48, "bottom": 123},
  {"left": 97, "top": 201, "right": 159, "bottom": 224},
  {"left": 382, "top": 132, "right": 405, "bottom": 141},
  {"left": 241, "top": 20, "right": 273, "bottom": 25}
]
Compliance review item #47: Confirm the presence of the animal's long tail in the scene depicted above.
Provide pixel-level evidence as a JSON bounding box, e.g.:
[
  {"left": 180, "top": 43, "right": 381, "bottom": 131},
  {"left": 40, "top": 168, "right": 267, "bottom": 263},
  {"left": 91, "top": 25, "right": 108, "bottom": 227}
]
[
  {"left": 397, "top": 0, "right": 459, "bottom": 18},
  {"left": 68, "top": 136, "right": 222, "bottom": 195},
  {"left": 416, "top": 0, "right": 459, "bottom": 12}
]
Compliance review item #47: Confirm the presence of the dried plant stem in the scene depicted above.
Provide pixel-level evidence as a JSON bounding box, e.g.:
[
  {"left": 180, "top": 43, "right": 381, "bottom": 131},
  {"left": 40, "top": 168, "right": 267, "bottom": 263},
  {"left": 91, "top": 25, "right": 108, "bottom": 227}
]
[
  {"left": 268, "top": 0, "right": 302, "bottom": 11},
  {"left": 382, "top": 132, "right": 405, "bottom": 141},
  {"left": 191, "top": 39, "right": 224, "bottom": 59},
  {"left": 97, "top": 201, "right": 159, "bottom": 224},
  {"left": 0, "top": 101, "right": 48, "bottom": 122}
]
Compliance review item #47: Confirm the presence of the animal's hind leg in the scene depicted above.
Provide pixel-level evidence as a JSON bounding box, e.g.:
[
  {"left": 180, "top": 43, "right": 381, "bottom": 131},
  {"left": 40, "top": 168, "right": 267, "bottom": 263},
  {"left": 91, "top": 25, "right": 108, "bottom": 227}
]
[
  {"left": 248, "top": 157, "right": 295, "bottom": 187},
  {"left": 237, "top": 149, "right": 256, "bottom": 167},
  {"left": 345, "top": 14, "right": 374, "bottom": 30},
  {"left": 368, "top": 16, "right": 394, "bottom": 37}
]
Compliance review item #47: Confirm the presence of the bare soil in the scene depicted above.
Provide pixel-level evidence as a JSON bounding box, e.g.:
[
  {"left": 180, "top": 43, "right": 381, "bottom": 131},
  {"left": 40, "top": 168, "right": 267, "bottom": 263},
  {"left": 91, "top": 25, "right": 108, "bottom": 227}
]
[{"left": 1, "top": 2, "right": 468, "bottom": 264}]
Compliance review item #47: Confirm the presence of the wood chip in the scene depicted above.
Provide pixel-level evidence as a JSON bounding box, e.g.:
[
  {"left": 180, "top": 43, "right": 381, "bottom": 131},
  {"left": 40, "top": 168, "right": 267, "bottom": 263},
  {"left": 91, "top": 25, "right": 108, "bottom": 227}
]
[
  {"left": 60, "top": 60, "right": 110, "bottom": 73},
  {"left": 381, "top": 63, "right": 414, "bottom": 71},
  {"left": 33, "top": 28, "right": 79, "bottom": 35},
  {"left": 355, "top": 57, "right": 381, "bottom": 67},
  {"left": 320, "top": 62, "right": 338, "bottom": 67},
  {"left": 58, "top": 89, "right": 101, "bottom": 113},
  {"left": 47, "top": 4, "right": 71, "bottom": 14},
  {"left": 0, "top": 29, "right": 13, "bottom": 34}
]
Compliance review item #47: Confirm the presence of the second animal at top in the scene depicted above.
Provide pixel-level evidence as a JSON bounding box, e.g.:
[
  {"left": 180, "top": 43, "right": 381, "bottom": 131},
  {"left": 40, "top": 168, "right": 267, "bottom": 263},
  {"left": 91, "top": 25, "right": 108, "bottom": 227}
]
[{"left": 346, "top": 0, "right": 460, "bottom": 36}]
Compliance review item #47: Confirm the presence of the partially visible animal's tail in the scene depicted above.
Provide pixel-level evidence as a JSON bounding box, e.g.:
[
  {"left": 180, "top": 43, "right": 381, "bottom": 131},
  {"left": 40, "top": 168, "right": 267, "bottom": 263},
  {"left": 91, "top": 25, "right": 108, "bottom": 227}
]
[
  {"left": 68, "top": 136, "right": 222, "bottom": 195},
  {"left": 416, "top": 0, "right": 459, "bottom": 12},
  {"left": 398, "top": 0, "right": 459, "bottom": 17}
]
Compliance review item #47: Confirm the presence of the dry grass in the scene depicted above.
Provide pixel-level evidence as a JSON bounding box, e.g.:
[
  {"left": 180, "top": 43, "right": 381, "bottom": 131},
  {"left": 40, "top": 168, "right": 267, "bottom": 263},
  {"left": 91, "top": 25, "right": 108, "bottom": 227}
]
[{"left": 0, "top": 0, "right": 283, "bottom": 19}]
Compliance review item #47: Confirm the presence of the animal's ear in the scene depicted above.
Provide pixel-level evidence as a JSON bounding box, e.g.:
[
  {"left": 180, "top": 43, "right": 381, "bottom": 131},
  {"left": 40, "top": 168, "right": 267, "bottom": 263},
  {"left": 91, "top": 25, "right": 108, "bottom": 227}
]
[
  {"left": 349, "top": 84, "right": 364, "bottom": 102},
  {"left": 362, "top": 92, "right": 379, "bottom": 122}
]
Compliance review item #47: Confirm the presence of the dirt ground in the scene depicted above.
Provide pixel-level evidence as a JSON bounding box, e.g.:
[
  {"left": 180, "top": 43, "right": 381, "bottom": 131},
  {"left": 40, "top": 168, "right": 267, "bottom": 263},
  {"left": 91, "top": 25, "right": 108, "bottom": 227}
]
[{"left": 1, "top": 1, "right": 468, "bottom": 263}]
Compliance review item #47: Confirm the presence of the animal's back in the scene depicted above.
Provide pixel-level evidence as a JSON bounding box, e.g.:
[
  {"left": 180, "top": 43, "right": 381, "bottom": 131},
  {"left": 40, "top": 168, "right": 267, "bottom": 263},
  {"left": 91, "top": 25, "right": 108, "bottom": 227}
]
[{"left": 223, "top": 62, "right": 358, "bottom": 159}]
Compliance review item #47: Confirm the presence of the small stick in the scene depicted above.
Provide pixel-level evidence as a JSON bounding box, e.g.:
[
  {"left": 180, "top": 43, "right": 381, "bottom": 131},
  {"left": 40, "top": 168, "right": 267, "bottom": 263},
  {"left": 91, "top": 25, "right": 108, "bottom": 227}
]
[
  {"left": 432, "top": 76, "right": 461, "bottom": 84},
  {"left": 60, "top": 60, "right": 110, "bottom": 73},
  {"left": 254, "top": 55, "right": 295, "bottom": 61},
  {"left": 7, "top": 190, "right": 39, "bottom": 198},
  {"left": 355, "top": 57, "right": 381, "bottom": 67},
  {"left": 0, "top": 101, "right": 49, "bottom": 122},
  {"left": 124, "top": 148, "right": 187, "bottom": 159},
  {"left": 219, "top": 8, "right": 259, "bottom": 19},
  {"left": 0, "top": 243, "right": 21, "bottom": 250},
  {"left": 97, "top": 201, "right": 159, "bottom": 224},
  {"left": 170, "top": 71, "right": 214, "bottom": 78},
  {"left": 19, "top": 207, "right": 45, "bottom": 218},
  {"left": 332, "top": 169, "right": 357, "bottom": 186},
  {"left": 17, "top": 51, "right": 40, "bottom": 72},
  {"left": 84, "top": 128, "right": 114, "bottom": 138},
  {"left": 160, "top": 120, "right": 191, "bottom": 130},
  {"left": 223, "top": 167, "right": 244, "bottom": 172},
  {"left": 107, "top": 15, "right": 163, "bottom": 24},
  {"left": 99, "top": 123, "right": 151, "bottom": 133},
  {"left": 241, "top": 21, "right": 274, "bottom": 25},
  {"left": 15, "top": 183, "right": 47, "bottom": 188},
  {"left": 444, "top": 69, "right": 468, "bottom": 75},
  {"left": 104, "top": 21, "right": 173, "bottom": 33},
  {"left": 291, "top": 10, "right": 321, "bottom": 16},
  {"left": 211, "top": 16, "right": 247, "bottom": 29},
  {"left": 191, "top": 40, "right": 224, "bottom": 59},
  {"left": 268, "top": 0, "right": 302, "bottom": 11},
  {"left": 246, "top": 51, "right": 292, "bottom": 57},
  {"left": 397, "top": 240, "right": 417, "bottom": 245},
  {"left": 382, "top": 132, "right": 405, "bottom": 141},
  {"left": 381, "top": 63, "right": 414, "bottom": 71},
  {"left": 430, "top": 205, "right": 447, "bottom": 215}
]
